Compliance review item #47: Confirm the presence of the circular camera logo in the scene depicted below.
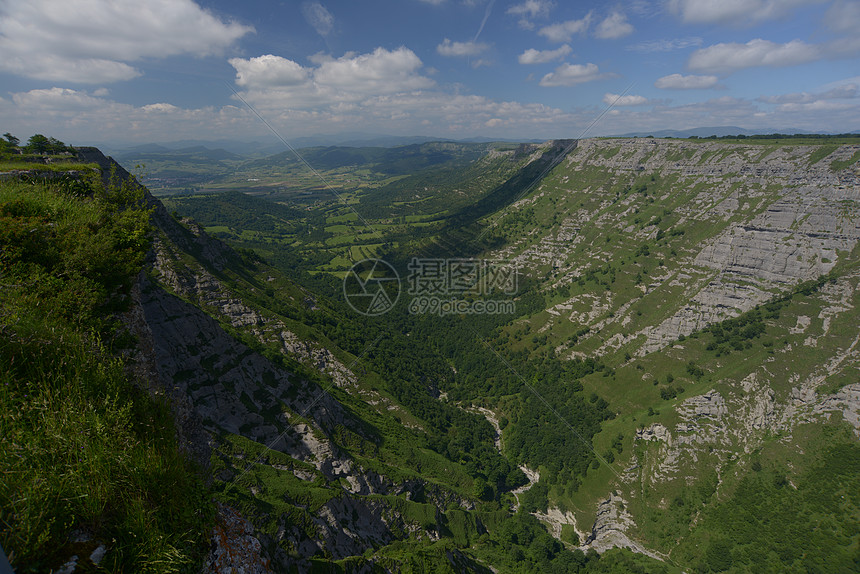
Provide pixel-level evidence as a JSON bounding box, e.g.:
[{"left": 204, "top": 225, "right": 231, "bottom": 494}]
[{"left": 343, "top": 259, "right": 401, "bottom": 316}]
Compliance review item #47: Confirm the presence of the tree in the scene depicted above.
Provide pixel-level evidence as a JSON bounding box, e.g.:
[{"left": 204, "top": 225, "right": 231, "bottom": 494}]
[
  {"left": 26, "top": 134, "right": 50, "bottom": 154},
  {"left": 48, "top": 137, "right": 67, "bottom": 154},
  {"left": 3, "top": 132, "right": 19, "bottom": 147},
  {"left": 472, "top": 476, "right": 492, "bottom": 501}
]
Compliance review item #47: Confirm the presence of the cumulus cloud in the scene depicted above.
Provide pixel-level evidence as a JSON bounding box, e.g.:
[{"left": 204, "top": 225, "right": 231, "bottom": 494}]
[
  {"left": 518, "top": 45, "right": 572, "bottom": 64},
  {"left": 539, "top": 63, "right": 606, "bottom": 87},
  {"left": 688, "top": 39, "right": 822, "bottom": 74},
  {"left": 0, "top": 0, "right": 253, "bottom": 83},
  {"left": 230, "top": 55, "right": 309, "bottom": 87},
  {"left": 538, "top": 13, "right": 592, "bottom": 42},
  {"left": 595, "top": 11, "right": 633, "bottom": 39},
  {"left": 437, "top": 39, "right": 491, "bottom": 57},
  {"left": 667, "top": 0, "right": 826, "bottom": 26},
  {"left": 302, "top": 1, "right": 334, "bottom": 37},
  {"left": 230, "top": 47, "right": 435, "bottom": 109},
  {"left": 602, "top": 93, "right": 649, "bottom": 106},
  {"left": 655, "top": 73, "right": 720, "bottom": 89},
  {"left": 314, "top": 48, "right": 432, "bottom": 91}
]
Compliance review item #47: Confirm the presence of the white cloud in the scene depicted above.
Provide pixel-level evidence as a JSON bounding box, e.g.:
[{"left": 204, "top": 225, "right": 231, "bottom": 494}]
[
  {"left": 603, "top": 93, "right": 649, "bottom": 106},
  {"left": 507, "top": 0, "right": 554, "bottom": 27},
  {"left": 518, "top": 45, "right": 572, "bottom": 64},
  {"left": 539, "top": 63, "right": 606, "bottom": 87},
  {"left": 230, "top": 47, "right": 435, "bottom": 109},
  {"left": 628, "top": 37, "right": 703, "bottom": 52},
  {"left": 507, "top": 0, "right": 554, "bottom": 18},
  {"left": 302, "top": 1, "right": 334, "bottom": 37},
  {"left": 688, "top": 39, "right": 821, "bottom": 75},
  {"left": 141, "top": 103, "right": 181, "bottom": 113},
  {"left": 667, "top": 0, "right": 826, "bottom": 26},
  {"left": 538, "top": 13, "right": 592, "bottom": 42},
  {"left": 3, "top": 57, "right": 144, "bottom": 84},
  {"left": 12, "top": 87, "right": 107, "bottom": 111},
  {"left": 757, "top": 84, "right": 858, "bottom": 104},
  {"left": 595, "top": 11, "right": 633, "bottom": 39},
  {"left": 4, "top": 87, "right": 246, "bottom": 142},
  {"left": 314, "top": 48, "right": 433, "bottom": 92},
  {"left": 437, "top": 39, "right": 491, "bottom": 57},
  {"left": 655, "top": 73, "right": 719, "bottom": 89},
  {"left": 826, "top": 35, "right": 860, "bottom": 61},
  {"left": 4, "top": 82, "right": 858, "bottom": 148},
  {"left": 0, "top": 0, "right": 253, "bottom": 83},
  {"left": 230, "top": 55, "right": 309, "bottom": 87},
  {"left": 824, "top": 0, "right": 860, "bottom": 34},
  {"left": 772, "top": 99, "right": 859, "bottom": 113}
]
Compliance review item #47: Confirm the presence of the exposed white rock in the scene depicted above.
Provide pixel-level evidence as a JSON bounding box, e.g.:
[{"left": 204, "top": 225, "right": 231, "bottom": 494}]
[
  {"left": 581, "top": 493, "right": 666, "bottom": 562},
  {"left": 532, "top": 506, "right": 581, "bottom": 541},
  {"left": 815, "top": 383, "right": 860, "bottom": 435},
  {"left": 677, "top": 390, "right": 727, "bottom": 422}
]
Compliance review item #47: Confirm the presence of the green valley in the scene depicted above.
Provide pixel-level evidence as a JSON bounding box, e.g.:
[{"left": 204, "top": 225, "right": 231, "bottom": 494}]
[{"left": 2, "top": 134, "right": 860, "bottom": 573}]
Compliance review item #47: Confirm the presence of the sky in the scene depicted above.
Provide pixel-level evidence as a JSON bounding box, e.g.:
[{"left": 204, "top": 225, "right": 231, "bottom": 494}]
[{"left": 0, "top": 0, "right": 858, "bottom": 146}]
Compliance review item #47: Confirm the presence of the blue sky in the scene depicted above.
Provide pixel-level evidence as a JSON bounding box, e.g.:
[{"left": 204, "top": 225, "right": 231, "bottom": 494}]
[{"left": 0, "top": 0, "right": 858, "bottom": 145}]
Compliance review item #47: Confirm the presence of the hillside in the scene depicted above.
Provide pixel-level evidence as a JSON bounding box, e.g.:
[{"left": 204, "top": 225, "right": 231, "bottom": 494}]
[
  {"left": 158, "top": 135, "right": 860, "bottom": 572},
  {"left": 474, "top": 137, "right": 860, "bottom": 570},
  {"left": 2, "top": 137, "right": 860, "bottom": 573}
]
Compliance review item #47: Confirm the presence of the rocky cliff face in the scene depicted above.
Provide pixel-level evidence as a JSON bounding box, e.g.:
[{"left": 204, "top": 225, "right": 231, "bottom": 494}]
[
  {"left": 484, "top": 138, "right": 860, "bottom": 562},
  {"left": 68, "top": 148, "right": 470, "bottom": 571},
  {"left": 497, "top": 138, "right": 860, "bottom": 358},
  {"left": 137, "top": 220, "right": 470, "bottom": 569}
]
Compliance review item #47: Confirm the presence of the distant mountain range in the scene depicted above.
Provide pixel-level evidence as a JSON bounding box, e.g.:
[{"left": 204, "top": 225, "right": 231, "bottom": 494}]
[
  {"left": 100, "top": 128, "right": 859, "bottom": 159},
  {"left": 104, "top": 135, "right": 543, "bottom": 158}
]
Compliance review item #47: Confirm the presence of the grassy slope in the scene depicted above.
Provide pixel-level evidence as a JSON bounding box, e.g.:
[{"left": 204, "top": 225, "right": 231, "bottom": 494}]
[{"left": 0, "top": 174, "right": 213, "bottom": 572}]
